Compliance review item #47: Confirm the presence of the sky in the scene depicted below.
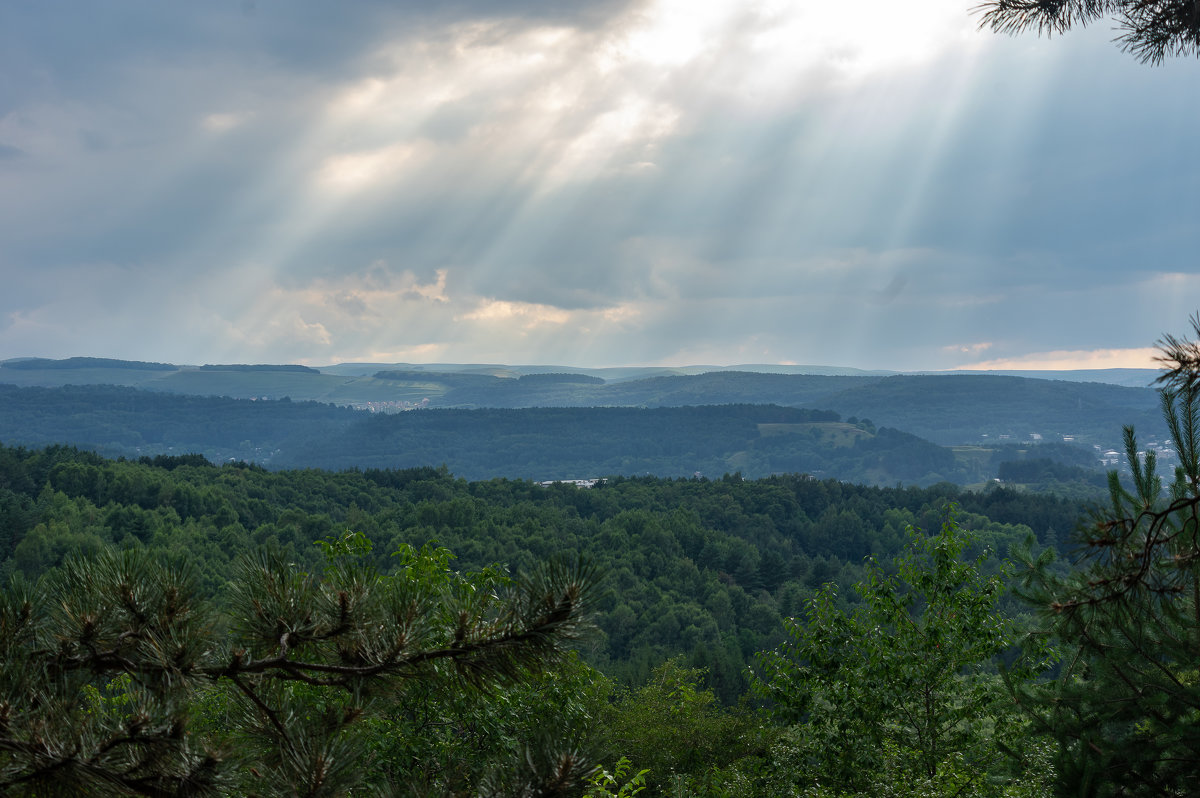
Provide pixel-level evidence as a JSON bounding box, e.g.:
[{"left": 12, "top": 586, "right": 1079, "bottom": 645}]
[{"left": 1, "top": 1, "right": 1198, "bottom": 371}]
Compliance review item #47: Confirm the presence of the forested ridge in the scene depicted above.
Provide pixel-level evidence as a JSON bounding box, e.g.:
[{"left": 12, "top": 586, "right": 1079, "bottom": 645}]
[
  {"left": 0, "top": 383, "right": 1120, "bottom": 490},
  {"left": 0, "top": 360, "right": 1164, "bottom": 448}
]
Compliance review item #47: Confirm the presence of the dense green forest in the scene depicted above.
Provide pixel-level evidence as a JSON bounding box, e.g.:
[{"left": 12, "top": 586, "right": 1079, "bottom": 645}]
[
  {"left": 3, "top": 407, "right": 1199, "bottom": 794},
  {"left": 0, "top": 438, "right": 1084, "bottom": 794},
  {"left": 1, "top": 361, "right": 1194, "bottom": 795},
  {"left": 0, "top": 441, "right": 1079, "bottom": 697}
]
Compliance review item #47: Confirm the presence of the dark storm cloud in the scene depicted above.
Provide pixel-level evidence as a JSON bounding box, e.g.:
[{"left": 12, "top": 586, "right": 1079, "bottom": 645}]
[
  {"left": 0, "top": 0, "right": 644, "bottom": 288},
  {"left": 0, "top": 1, "right": 636, "bottom": 90}
]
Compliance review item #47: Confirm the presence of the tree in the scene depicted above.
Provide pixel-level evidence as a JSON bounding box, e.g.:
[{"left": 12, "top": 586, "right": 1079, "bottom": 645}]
[
  {"left": 1008, "top": 315, "right": 1200, "bottom": 796},
  {"left": 0, "top": 532, "right": 598, "bottom": 796},
  {"left": 364, "top": 650, "right": 612, "bottom": 796},
  {"left": 752, "top": 512, "right": 1046, "bottom": 796},
  {"left": 597, "top": 659, "right": 776, "bottom": 797},
  {"left": 976, "top": 0, "right": 1200, "bottom": 64}
]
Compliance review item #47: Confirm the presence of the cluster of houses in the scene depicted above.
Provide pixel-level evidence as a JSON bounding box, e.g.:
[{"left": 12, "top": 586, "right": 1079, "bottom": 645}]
[
  {"left": 1097, "top": 436, "right": 1177, "bottom": 470},
  {"left": 346, "top": 397, "right": 431, "bottom": 413},
  {"left": 981, "top": 430, "right": 1178, "bottom": 472},
  {"left": 536, "top": 478, "right": 605, "bottom": 489}
]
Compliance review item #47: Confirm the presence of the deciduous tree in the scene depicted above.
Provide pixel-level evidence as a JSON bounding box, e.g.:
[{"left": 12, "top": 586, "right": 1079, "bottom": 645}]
[{"left": 752, "top": 513, "right": 1045, "bottom": 796}]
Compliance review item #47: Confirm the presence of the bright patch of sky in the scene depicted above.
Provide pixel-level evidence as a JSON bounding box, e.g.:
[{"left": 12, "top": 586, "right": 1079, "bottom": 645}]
[{"left": 0, "top": 0, "right": 1196, "bottom": 370}]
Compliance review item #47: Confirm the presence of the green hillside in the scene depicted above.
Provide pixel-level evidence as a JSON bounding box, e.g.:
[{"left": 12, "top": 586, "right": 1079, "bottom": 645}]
[{"left": 0, "top": 386, "right": 982, "bottom": 486}]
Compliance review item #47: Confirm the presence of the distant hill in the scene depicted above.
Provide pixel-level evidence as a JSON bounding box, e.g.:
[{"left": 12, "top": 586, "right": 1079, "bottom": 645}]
[
  {"left": 369, "top": 370, "right": 1162, "bottom": 449},
  {"left": 320, "top": 362, "right": 895, "bottom": 379},
  {"left": 0, "top": 358, "right": 1165, "bottom": 453},
  {"left": 199, "top": 364, "right": 321, "bottom": 374},
  {"left": 0, "top": 385, "right": 978, "bottom": 485},
  {"left": 947, "top": 368, "right": 1158, "bottom": 388},
  {"left": 517, "top": 372, "right": 604, "bottom": 385},
  {"left": 811, "top": 374, "right": 1162, "bottom": 446},
  {"left": 1, "top": 357, "right": 176, "bottom": 371}
]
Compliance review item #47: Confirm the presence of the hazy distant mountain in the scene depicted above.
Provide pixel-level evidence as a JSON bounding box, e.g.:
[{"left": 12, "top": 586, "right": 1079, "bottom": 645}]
[
  {"left": 311, "top": 362, "right": 1161, "bottom": 387},
  {"left": 0, "top": 356, "right": 1159, "bottom": 395},
  {"left": 928, "top": 369, "right": 1158, "bottom": 389},
  {"left": 0, "top": 358, "right": 1163, "bottom": 445},
  {"left": 2, "top": 382, "right": 1127, "bottom": 488},
  {"left": 0, "top": 359, "right": 1169, "bottom": 487}
]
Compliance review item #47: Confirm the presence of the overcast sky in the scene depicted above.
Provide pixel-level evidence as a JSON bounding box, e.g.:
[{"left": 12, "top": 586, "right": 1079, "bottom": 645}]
[{"left": 1, "top": 1, "right": 1197, "bottom": 370}]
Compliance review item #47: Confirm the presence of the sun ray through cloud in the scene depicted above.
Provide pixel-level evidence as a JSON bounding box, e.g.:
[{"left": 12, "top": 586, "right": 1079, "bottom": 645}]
[{"left": 2, "top": 1, "right": 1198, "bottom": 368}]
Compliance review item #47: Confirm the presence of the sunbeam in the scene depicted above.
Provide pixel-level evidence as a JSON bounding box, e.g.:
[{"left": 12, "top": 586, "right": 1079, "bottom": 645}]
[{"left": 3, "top": 0, "right": 1198, "bottom": 368}]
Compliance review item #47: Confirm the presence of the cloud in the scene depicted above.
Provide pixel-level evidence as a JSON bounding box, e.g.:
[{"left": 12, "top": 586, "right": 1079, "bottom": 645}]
[
  {"left": 201, "top": 113, "right": 246, "bottom": 133},
  {"left": 458, "top": 299, "right": 570, "bottom": 327},
  {"left": 962, "top": 348, "right": 1161, "bottom": 371},
  {"left": 943, "top": 342, "right": 993, "bottom": 355},
  {"left": 1, "top": 1, "right": 1199, "bottom": 370}
]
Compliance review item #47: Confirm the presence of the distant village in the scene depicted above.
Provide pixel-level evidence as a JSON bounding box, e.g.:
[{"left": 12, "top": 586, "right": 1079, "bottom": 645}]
[
  {"left": 343, "top": 398, "right": 431, "bottom": 413},
  {"left": 536, "top": 478, "right": 606, "bottom": 489},
  {"left": 982, "top": 431, "right": 1177, "bottom": 473}
]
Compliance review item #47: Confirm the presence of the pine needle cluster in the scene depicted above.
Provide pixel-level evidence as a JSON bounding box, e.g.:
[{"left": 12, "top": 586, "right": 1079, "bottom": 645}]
[
  {"left": 976, "top": 0, "right": 1200, "bottom": 64},
  {"left": 0, "top": 533, "right": 598, "bottom": 796},
  {"left": 1009, "top": 320, "right": 1200, "bottom": 795}
]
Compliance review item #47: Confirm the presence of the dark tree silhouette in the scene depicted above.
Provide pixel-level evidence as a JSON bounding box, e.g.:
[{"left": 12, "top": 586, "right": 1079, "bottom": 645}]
[{"left": 977, "top": 0, "right": 1200, "bottom": 64}]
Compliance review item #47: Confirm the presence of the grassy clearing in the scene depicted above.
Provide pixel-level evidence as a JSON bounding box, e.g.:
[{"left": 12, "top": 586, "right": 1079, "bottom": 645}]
[
  {"left": 757, "top": 422, "right": 871, "bottom": 448},
  {"left": 324, "top": 378, "right": 448, "bottom": 404},
  {"left": 951, "top": 446, "right": 996, "bottom": 469}
]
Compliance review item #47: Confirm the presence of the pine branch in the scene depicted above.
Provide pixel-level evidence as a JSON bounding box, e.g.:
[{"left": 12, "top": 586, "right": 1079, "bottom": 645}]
[{"left": 976, "top": 0, "right": 1200, "bottom": 63}]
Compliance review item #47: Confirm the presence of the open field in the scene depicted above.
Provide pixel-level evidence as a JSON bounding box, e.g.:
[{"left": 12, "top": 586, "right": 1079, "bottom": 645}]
[{"left": 757, "top": 422, "right": 872, "bottom": 448}]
